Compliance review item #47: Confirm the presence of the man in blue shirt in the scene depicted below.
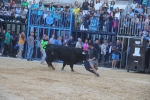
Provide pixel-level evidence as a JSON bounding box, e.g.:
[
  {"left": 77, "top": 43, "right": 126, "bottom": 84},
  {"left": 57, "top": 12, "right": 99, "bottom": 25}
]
[
  {"left": 50, "top": 34, "right": 56, "bottom": 44},
  {"left": 128, "top": 8, "right": 134, "bottom": 18},
  {"left": 55, "top": 36, "right": 62, "bottom": 45}
]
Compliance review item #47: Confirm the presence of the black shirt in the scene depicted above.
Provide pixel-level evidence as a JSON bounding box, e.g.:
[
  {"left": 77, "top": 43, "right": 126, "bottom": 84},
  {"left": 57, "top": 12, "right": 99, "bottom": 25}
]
[
  {"left": 68, "top": 39, "right": 75, "bottom": 47},
  {"left": 0, "top": 32, "right": 2, "bottom": 42},
  {"left": 82, "top": 2, "right": 89, "bottom": 10},
  {"left": 89, "top": 48, "right": 97, "bottom": 59}
]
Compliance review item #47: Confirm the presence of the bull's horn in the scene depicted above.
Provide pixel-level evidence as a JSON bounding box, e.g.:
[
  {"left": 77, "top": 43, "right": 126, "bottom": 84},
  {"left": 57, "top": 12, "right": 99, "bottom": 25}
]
[{"left": 82, "top": 51, "right": 86, "bottom": 55}]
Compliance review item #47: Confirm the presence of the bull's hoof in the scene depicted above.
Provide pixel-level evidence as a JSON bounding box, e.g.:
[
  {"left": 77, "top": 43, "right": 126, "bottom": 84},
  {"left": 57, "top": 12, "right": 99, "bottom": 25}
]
[
  {"left": 61, "top": 68, "right": 64, "bottom": 71},
  {"left": 52, "top": 67, "right": 55, "bottom": 70},
  {"left": 71, "top": 70, "right": 75, "bottom": 72}
]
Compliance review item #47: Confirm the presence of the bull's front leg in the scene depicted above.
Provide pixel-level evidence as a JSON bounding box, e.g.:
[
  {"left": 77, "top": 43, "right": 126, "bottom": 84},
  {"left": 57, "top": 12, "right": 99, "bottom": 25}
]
[
  {"left": 70, "top": 64, "right": 74, "bottom": 72},
  {"left": 46, "top": 57, "right": 55, "bottom": 70},
  {"left": 61, "top": 62, "right": 67, "bottom": 71}
]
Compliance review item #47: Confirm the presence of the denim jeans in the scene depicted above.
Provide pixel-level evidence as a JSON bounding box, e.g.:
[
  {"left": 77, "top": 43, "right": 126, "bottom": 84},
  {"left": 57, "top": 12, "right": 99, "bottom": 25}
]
[
  {"left": 41, "top": 49, "right": 46, "bottom": 63},
  {"left": 101, "top": 54, "right": 106, "bottom": 66},
  {"left": 143, "top": 36, "right": 150, "bottom": 41},
  {"left": 27, "top": 46, "right": 34, "bottom": 59}
]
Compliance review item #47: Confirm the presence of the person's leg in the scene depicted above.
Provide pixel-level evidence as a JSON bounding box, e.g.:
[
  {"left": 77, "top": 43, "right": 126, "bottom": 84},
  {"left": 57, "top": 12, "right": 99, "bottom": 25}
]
[
  {"left": 112, "top": 60, "right": 114, "bottom": 68},
  {"left": 2, "top": 43, "right": 7, "bottom": 56},
  {"left": 29, "top": 47, "right": 34, "bottom": 60},
  {"left": 27, "top": 46, "right": 31, "bottom": 60},
  {"left": 17, "top": 44, "right": 23, "bottom": 58},
  {"left": 41, "top": 49, "right": 46, "bottom": 64},
  {"left": 101, "top": 54, "right": 104, "bottom": 67},
  {"left": 89, "top": 61, "right": 98, "bottom": 74},
  {"left": 114, "top": 60, "right": 117, "bottom": 68}
]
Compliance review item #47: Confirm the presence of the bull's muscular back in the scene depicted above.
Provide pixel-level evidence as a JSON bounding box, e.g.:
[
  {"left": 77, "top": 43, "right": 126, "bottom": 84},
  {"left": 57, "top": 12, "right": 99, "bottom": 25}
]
[{"left": 45, "top": 44, "right": 87, "bottom": 64}]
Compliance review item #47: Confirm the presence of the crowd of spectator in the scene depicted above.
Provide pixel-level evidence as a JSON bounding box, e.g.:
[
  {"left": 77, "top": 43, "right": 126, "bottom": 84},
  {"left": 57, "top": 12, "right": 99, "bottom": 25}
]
[{"left": 0, "top": 27, "right": 123, "bottom": 68}]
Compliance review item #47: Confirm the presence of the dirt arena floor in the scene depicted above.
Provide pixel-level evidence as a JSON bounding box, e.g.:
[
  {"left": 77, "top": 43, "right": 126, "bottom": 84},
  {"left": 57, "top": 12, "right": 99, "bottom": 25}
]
[{"left": 0, "top": 58, "right": 150, "bottom": 100}]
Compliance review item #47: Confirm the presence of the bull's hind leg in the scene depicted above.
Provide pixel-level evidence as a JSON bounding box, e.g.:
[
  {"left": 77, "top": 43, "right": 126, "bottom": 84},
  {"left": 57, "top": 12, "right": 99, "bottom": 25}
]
[
  {"left": 70, "top": 64, "right": 74, "bottom": 72},
  {"left": 61, "top": 62, "right": 67, "bottom": 71}
]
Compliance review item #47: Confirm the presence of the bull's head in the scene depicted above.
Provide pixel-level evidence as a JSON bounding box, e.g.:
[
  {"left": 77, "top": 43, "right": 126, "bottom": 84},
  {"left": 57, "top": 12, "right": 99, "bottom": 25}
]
[{"left": 82, "top": 51, "right": 88, "bottom": 55}]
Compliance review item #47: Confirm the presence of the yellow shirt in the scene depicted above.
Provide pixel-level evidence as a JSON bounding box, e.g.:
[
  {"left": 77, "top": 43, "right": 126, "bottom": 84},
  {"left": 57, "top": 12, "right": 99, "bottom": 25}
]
[
  {"left": 19, "top": 35, "right": 25, "bottom": 44},
  {"left": 73, "top": 8, "right": 80, "bottom": 15}
]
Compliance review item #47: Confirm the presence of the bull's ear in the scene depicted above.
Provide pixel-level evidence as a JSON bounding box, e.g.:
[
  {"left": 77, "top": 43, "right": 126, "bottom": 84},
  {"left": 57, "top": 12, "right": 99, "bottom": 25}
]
[{"left": 82, "top": 51, "right": 86, "bottom": 55}]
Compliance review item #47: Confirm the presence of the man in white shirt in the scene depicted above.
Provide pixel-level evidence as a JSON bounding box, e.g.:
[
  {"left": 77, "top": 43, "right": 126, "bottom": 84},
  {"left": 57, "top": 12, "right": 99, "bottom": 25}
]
[
  {"left": 75, "top": 38, "right": 82, "bottom": 48},
  {"left": 101, "top": 40, "right": 108, "bottom": 67}
]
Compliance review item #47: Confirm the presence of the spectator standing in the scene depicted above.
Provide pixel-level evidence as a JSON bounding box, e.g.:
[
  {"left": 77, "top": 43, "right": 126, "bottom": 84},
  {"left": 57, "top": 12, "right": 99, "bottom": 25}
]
[
  {"left": 15, "top": 6, "right": 22, "bottom": 22},
  {"left": 0, "top": 28, "right": 2, "bottom": 54},
  {"left": 63, "top": 35, "right": 69, "bottom": 46},
  {"left": 75, "top": 38, "right": 82, "bottom": 48},
  {"left": 142, "top": 0, "right": 148, "bottom": 8},
  {"left": 83, "top": 39, "right": 88, "bottom": 51},
  {"left": 21, "top": 6, "right": 28, "bottom": 23},
  {"left": 101, "top": 40, "right": 107, "bottom": 67},
  {"left": 102, "top": 1, "right": 109, "bottom": 12},
  {"left": 9, "top": 0, "right": 14, "bottom": 9},
  {"left": 28, "top": 1, "right": 32, "bottom": 9},
  {"left": 40, "top": 35, "right": 49, "bottom": 65},
  {"left": 114, "top": 7, "right": 120, "bottom": 19},
  {"left": 82, "top": 0, "right": 89, "bottom": 15},
  {"left": 89, "top": 0, "right": 94, "bottom": 9},
  {"left": 3, "top": 29, "right": 11, "bottom": 57},
  {"left": 111, "top": 46, "right": 119, "bottom": 69},
  {"left": 131, "top": 0, "right": 138, "bottom": 11},
  {"left": 50, "top": 34, "right": 56, "bottom": 44},
  {"left": 109, "top": 0, "right": 116, "bottom": 11},
  {"left": 94, "top": 0, "right": 102, "bottom": 11},
  {"left": 74, "top": 1, "right": 79, "bottom": 8},
  {"left": 128, "top": 8, "right": 134, "bottom": 18},
  {"left": 94, "top": 39, "right": 100, "bottom": 63},
  {"left": 27, "top": 32, "right": 34, "bottom": 61},
  {"left": 68, "top": 36, "right": 75, "bottom": 47},
  {"left": 0, "top": 30, "right": 5, "bottom": 55},
  {"left": 21, "top": 0, "right": 29, "bottom": 8},
  {"left": 108, "top": 41, "right": 114, "bottom": 67},
  {"left": 1, "top": 2, "right": 6, "bottom": 11},
  {"left": 68, "top": 4, "right": 74, "bottom": 13},
  {"left": 114, "top": 39, "right": 122, "bottom": 68},
  {"left": 16, "top": 31, "right": 26, "bottom": 59},
  {"left": 55, "top": 36, "right": 62, "bottom": 45},
  {"left": 47, "top": 3, "right": 55, "bottom": 11}
]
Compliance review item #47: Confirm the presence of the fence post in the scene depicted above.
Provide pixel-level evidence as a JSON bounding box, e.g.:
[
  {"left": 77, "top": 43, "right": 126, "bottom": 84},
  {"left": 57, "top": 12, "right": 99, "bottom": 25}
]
[
  {"left": 25, "top": 9, "right": 31, "bottom": 59},
  {"left": 69, "top": 12, "right": 73, "bottom": 38}
]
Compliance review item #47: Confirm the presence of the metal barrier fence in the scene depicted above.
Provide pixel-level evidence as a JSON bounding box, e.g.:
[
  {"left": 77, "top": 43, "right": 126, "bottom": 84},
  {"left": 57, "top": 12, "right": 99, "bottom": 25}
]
[
  {"left": 117, "top": 16, "right": 149, "bottom": 36},
  {"left": 29, "top": 10, "right": 72, "bottom": 29}
]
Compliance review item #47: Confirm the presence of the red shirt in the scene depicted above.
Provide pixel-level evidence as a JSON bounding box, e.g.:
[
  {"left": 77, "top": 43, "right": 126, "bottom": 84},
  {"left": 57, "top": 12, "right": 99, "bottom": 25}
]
[{"left": 10, "top": 2, "right": 14, "bottom": 6}]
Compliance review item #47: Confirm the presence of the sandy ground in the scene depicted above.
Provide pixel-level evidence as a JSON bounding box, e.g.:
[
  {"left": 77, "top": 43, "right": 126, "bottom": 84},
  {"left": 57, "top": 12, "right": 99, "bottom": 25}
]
[{"left": 0, "top": 58, "right": 150, "bottom": 100}]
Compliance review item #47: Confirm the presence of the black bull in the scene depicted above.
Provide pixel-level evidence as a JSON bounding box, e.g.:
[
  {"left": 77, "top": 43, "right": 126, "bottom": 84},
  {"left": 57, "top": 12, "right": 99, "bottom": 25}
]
[{"left": 45, "top": 44, "right": 87, "bottom": 72}]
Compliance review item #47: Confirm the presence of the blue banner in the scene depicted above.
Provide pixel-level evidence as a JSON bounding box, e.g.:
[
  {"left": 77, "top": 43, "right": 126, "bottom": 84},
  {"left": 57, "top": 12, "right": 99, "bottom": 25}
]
[
  {"left": 46, "top": 16, "right": 54, "bottom": 24},
  {"left": 89, "top": 17, "right": 99, "bottom": 31}
]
